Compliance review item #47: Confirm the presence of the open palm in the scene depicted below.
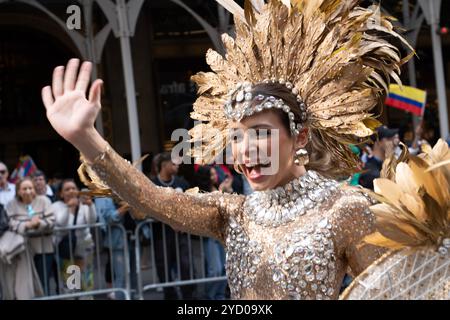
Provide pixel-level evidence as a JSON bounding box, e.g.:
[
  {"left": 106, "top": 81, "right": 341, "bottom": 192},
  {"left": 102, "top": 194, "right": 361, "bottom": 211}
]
[{"left": 42, "top": 59, "right": 103, "bottom": 145}]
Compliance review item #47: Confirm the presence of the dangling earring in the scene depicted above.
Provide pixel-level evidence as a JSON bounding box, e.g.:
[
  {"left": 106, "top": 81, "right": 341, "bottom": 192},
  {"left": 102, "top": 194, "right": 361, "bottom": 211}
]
[{"left": 294, "top": 148, "right": 309, "bottom": 166}]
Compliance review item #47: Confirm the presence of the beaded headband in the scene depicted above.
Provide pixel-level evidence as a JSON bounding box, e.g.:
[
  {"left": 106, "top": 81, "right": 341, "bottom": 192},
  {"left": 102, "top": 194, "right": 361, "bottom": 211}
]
[{"left": 223, "top": 80, "right": 307, "bottom": 136}]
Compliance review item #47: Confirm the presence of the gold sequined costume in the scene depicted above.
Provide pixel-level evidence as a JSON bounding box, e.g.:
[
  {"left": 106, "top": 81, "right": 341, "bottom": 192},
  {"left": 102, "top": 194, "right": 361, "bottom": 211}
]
[{"left": 90, "top": 146, "right": 384, "bottom": 300}]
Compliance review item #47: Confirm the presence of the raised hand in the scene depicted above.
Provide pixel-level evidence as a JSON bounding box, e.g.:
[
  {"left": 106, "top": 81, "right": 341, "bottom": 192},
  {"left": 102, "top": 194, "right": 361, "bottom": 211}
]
[{"left": 42, "top": 59, "right": 107, "bottom": 161}]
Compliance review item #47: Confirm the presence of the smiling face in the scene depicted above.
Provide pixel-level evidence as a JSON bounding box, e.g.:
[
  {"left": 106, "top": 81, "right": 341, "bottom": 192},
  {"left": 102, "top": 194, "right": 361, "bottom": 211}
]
[
  {"left": 60, "top": 180, "right": 79, "bottom": 203},
  {"left": 231, "top": 109, "right": 307, "bottom": 191},
  {"left": 17, "top": 179, "right": 36, "bottom": 204}
]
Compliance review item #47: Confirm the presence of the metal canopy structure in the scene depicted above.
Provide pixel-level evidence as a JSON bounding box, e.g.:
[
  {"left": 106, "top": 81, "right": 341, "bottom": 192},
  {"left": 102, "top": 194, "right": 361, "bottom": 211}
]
[
  {"left": 0, "top": 0, "right": 145, "bottom": 169},
  {"left": 417, "top": 0, "right": 449, "bottom": 139}
]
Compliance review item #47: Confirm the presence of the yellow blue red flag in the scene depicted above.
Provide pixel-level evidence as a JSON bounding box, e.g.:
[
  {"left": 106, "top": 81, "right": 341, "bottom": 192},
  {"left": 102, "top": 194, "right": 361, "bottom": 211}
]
[{"left": 385, "top": 84, "right": 427, "bottom": 116}]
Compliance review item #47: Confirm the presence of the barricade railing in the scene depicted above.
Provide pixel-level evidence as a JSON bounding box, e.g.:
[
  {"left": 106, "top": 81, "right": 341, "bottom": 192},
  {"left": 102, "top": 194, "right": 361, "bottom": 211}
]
[
  {"left": 26, "top": 222, "right": 130, "bottom": 300},
  {"left": 2, "top": 219, "right": 228, "bottom": 300},
  {"left": 134, "top": 219, "right": 228, "bottom": 300}
]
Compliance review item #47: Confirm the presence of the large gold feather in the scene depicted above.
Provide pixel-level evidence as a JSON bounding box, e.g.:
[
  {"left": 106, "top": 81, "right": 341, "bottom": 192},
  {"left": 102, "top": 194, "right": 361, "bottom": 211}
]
[
  {"left": 341, "top": 139, "right": 450, "bottom": 300},
  {"left": 363, "top": 139, "right": 450, "bottom": 251}
]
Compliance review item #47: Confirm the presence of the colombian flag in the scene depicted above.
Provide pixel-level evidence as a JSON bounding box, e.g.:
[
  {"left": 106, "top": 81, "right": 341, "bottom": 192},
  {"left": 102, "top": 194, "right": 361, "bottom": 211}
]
[{"left": 385, "top": 84, "right": 427, "bottom": 116}]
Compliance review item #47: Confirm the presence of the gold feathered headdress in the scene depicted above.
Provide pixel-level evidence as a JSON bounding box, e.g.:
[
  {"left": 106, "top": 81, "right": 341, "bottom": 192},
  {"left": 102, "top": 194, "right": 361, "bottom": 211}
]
[
  {"left": 341, "top": 139, "right": 450, "bottom": 300},
  {"left": 189, "top": 0, "right": 412, "bottom": 176}
]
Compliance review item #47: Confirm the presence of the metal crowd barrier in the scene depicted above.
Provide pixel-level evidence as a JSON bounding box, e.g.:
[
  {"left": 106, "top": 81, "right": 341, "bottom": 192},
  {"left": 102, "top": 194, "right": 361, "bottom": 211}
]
[
  {"left": 134, "top": 219, "right": 228, "bottom": 300},
  {"left": 2, "top": 219, "right": 228, "bottom": 300},
  {"left": 27, "top": 222, "right": 131, "bottom": 300}
]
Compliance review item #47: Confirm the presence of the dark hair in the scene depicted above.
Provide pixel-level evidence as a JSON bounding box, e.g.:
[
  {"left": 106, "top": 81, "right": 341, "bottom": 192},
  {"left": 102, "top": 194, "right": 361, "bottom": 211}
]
[
  {"left": 52, "top": 172, "right": 64, "bottom": 180},
  {"left": 195, "top": 166, "right": 214, "bottom": 192},
  {"left": 248, "top": 83, "right": 346, "bottom": 179},
  {"left": 58, "top": 179, "right": 78, "bottom": 196},
  {"left": 32, "top": 170, "right": 46, "bottom": 180},
  {"left": 156, "top": 152, "right": 172, "bottom": 173}
]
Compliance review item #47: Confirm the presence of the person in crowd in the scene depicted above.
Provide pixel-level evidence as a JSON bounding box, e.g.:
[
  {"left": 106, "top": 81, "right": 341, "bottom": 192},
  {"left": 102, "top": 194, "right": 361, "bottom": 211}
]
[
  {"left": 6, "top": 177, "right": 55, "bottom": 295},
  {"left": 393, "top": 132, "right": 403, "bottom": 159},
  {"left": 94, "top": 196, "right": 133, "bottom": 300},
  {"left": 359, "top": 144, "right": 372, "bottom": 164},
  {"left": 151, "top": 152, "right": 194, "bottom": 300},
  {"left": 32, "top": 170, "right": 56, "bottom": 202},
  {"left": 31, "top": 173, "right": 58, "bottom": 296},
  {"left": 0, "top": 162, "right": 15, "bottom": 207},
  {"left": 101, "top": 197, "right": 148, "bottom": 300},
  {"left": 359, "top": 126, "right": 399, "bottom": 190},
  {"left": 195, "top": 166, "right": 231, "bottom": 299},
  {"left": 51, "top": 179, "right": 97, "bottom": 294},
  {"left": 48, "top": 172, "right": 63, "bottom": 198},
  {"left": 223, "top": 151, "right": 253, "bottom": 196},
  {"left": 409, "top": 122, "right": 433, "bottom": 155},
  {"left": 148, "top": 153, "right": 161, "bottom": 180},
  {"left": 0, "top": 200, "right": 44, "bottom": 300}
]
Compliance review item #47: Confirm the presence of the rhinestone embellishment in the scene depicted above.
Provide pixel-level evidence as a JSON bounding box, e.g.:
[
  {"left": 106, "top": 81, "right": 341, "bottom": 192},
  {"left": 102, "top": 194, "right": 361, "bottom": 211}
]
[
  {"left": 244, "top": 171, "right": 339, "bottom": 227},
  {"left": 224, "top": 81, "right": 307, "bottom": 136},
  {"left": 225, "top": 216, "right": 263, "bottom": 299},
  {"left": 268, "top": 220, "right": 337, "bottom": 300}
]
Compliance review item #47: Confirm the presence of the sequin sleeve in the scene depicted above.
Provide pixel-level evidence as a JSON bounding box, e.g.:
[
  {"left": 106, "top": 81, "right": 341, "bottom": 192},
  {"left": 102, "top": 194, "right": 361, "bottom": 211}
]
[
  {"left": 89, "top": 145, "right": 244, "bottom": 241},
  {"left": 333, "top": 189, "right": 386, "bottom": 277}
]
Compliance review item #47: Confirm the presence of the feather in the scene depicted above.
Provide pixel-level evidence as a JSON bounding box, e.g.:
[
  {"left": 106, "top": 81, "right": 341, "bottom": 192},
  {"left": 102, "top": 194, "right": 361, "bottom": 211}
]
[
  {"left": 249, "top": 0, "right": 264, "bottom": 13},
  {"left": 362, "top": 139, "right": 450, "bottom": 250},
  {"left": 215, "top": 0, "right": 246, "bottom": 23},
  {"left": 363, "top": 231, "right": 405, "bottom": 250},
  {"left": 191, "top": 72, "right": 227, "bottom": 95}
]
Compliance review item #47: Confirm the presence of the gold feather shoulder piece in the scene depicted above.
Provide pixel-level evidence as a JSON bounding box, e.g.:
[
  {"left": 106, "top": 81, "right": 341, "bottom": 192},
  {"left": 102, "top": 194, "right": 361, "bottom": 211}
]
[
  {"left": 78, "top": 153, "right": 112, "bottom": 197},
  {"left": 190, "top": 0, "right": 412, "bottom": 176},
  {"left": 78, "top": 153, "right": 149, "bottom": 219},
  {"left": 341, "top": 139, "right": 450, "bottom": 300},
  {"left": 364, "top": 138, "right": 450, "bottom": 250}
]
